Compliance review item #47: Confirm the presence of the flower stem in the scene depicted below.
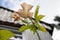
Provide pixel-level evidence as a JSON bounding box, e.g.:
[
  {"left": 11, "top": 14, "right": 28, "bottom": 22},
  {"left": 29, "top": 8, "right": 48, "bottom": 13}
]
[
  {"left": 36, "top": 30, "right": 41, "bottom": 40},
  {"left": 29, "top": 18, "right": 41, "bottom": 40}
]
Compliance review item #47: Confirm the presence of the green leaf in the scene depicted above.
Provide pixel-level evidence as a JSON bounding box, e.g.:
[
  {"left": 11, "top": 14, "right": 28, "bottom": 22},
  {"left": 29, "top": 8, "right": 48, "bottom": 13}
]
[
  {"left": 19, "top": 25, "right": 28, "bottom": 32},
  {"left": 34, "top": 5, "right": 40, "bottom": 18},
  {"left": 0, "top": 30, "right": 14, "bottom": 40},
  {"left": 22, "top": 20, "right": 28, "bottom": 23},
  {"left": 29, "top": 25, "right": 36, "bottom": 34},
  {"left": 35, "top": 23, "right": 47, "bottom": 32},
  {"left": 38, "top": 25, "right": 47, "bottom": 32},
  {"left": 36, "top": 15, "right": 45, "bottom": 21}
]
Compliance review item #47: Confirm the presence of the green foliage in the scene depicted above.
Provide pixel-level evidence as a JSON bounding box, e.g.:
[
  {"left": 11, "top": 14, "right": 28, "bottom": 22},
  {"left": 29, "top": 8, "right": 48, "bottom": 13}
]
[
  {"left": 22, "top": 20, "right": 28, "bottom": 23},
  {"left": 19, "top": 25, "right": 29, "bottom": 32},
  {"left": 19, "top": 24, "right": 36, "bottom": 34},
  {"left": 54, "top": 16, "right": 60, "bottom": 22},
  {"left": 54, "top": 16, "right": 60, "bottom": 29},
  {"left": 29, "top": 24, "right": 36, "bottom": 34},
  {"left": 34, "top": 5, "right": 40, "bottom": 18},
  {"left": 36, "top": 15, "right": 45, "bottom": 21},
  {"left": 34, "top": 5, "right": 44, "bottom": 22},
  {"left": 0, "top": 30, "right": 14, "bottom": 40},
  {"left": 34, "top": 22, "right": 46, "bottom": 32},
  {"left": 36, "top": 24, "right": 46, "bottom": 32}
]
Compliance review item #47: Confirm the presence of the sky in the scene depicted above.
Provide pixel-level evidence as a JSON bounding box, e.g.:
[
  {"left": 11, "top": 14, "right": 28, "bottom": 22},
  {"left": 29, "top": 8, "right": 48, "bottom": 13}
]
[{"left": 0, "top": 0, "right": 60, "bottom": 24}]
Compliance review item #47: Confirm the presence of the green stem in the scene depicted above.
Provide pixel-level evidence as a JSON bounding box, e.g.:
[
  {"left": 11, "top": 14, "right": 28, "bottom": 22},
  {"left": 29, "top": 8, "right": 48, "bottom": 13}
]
[
  {"left": 33, "top": 25, "right": 41, "bottom": 40},
  {"left": 29, "top": 18, "right": 41, "bottom": 40},
  {"left": 36, "top": 30, "right": 41, "bottom": 40}
]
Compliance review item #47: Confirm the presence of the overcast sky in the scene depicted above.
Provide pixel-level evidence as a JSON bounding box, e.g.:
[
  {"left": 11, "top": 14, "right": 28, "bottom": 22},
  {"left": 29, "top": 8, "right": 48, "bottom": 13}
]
[{"left": 0, "top": 0, "right": 60, "bottom": 23}]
